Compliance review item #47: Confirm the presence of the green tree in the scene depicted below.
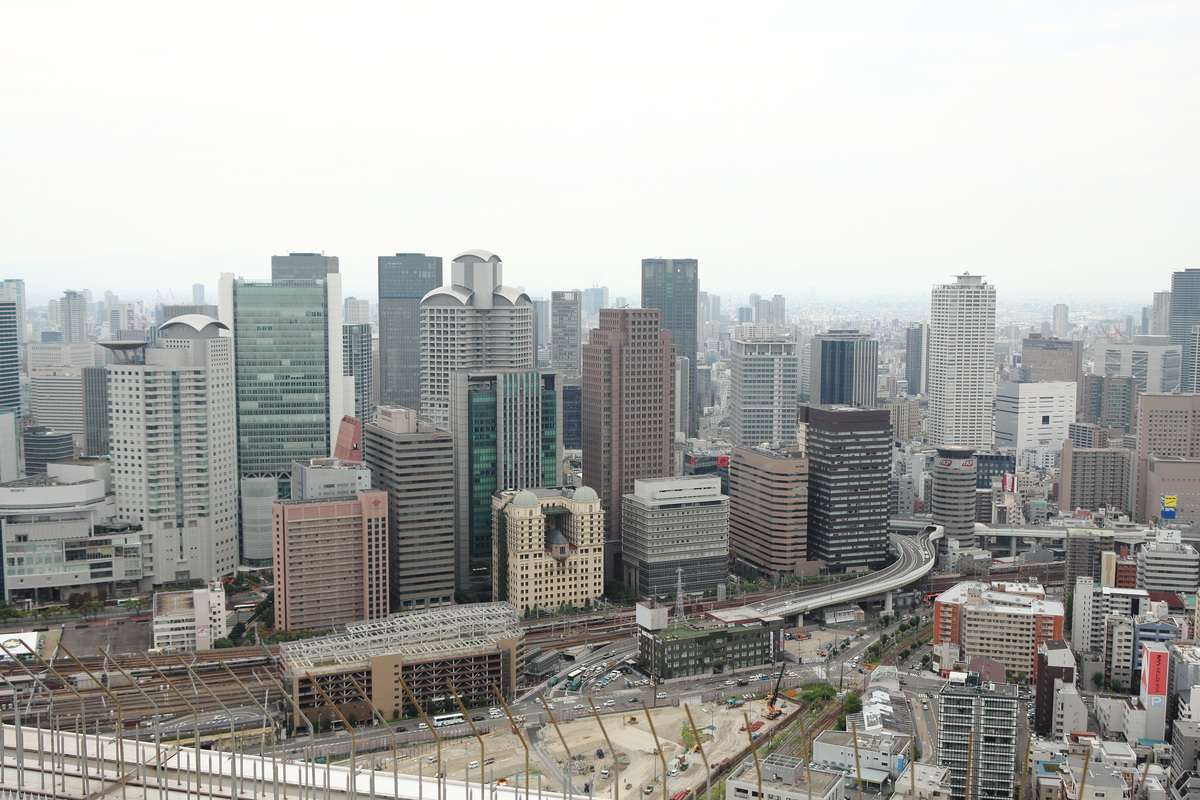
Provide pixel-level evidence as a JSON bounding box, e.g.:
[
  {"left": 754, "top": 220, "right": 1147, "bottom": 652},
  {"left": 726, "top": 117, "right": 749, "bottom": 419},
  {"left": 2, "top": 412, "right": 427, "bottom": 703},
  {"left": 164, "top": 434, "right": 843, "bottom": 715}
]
[
  {"left": 844, "top": 695, "right": 863, "bottom": 715},
  {"left": 1091, "top": 671, "right": 1104, "bottom": 690},
  {"left": 212, "top": 638, "right": 235, "bottom": 648}
]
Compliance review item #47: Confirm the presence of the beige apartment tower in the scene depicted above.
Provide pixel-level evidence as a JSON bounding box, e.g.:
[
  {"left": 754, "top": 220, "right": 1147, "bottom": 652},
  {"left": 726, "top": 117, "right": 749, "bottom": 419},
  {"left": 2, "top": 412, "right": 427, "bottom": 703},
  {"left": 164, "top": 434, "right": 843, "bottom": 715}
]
[
  {"left": 1135, "top": 393, "right": 1200, "bottom": 524},
  {"left": 728, "top": 445, "right": 809, "bottom": 580},
  {"left": 273, "top": 489, "right": 388, "bottom": 633},
  {"left": 492, "top": 486, "right": 605, "bottom": 614},
  {"left": 1059, "top": 441, "right": 1131, "bottom": 515}
]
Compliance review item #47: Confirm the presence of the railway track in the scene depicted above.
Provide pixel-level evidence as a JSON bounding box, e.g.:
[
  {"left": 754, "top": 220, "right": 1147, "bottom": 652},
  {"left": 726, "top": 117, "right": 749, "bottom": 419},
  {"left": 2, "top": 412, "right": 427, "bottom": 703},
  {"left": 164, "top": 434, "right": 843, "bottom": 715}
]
[{"left": 0, "top": 648, "right": 283, "bottom": 732}]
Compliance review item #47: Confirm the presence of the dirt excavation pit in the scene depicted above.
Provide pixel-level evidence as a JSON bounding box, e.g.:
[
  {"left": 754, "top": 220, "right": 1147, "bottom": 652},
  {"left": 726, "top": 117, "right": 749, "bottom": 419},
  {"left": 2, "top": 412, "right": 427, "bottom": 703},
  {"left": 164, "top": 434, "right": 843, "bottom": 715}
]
[{"left": 381, "top": 698, "right": 796, "bottom": 795}]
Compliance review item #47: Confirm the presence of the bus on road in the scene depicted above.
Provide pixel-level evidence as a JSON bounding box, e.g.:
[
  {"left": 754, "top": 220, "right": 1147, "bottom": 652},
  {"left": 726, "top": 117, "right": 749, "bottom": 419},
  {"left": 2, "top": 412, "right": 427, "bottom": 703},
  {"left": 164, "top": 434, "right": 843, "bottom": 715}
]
[{"left": 433, "top": 713, "right": 465, "bottom": 728}]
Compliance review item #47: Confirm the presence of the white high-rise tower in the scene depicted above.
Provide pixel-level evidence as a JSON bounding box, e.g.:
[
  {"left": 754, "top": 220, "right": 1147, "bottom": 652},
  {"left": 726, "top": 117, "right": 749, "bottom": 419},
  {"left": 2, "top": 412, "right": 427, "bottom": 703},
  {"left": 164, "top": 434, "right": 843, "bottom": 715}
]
[
  {"left": 928, "top": 273, "right": 997, "bottom": 448},
  {"left": 105, "top": 315, "right": 239, "bottom": 584},
  {"left": 419, "top": 250, "right": 534, "bottom": 429}
]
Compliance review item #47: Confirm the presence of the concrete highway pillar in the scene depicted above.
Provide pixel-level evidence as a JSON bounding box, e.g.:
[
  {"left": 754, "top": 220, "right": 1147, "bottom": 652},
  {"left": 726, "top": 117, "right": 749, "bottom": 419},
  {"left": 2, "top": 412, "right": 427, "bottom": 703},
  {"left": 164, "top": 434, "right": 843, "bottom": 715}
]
[{"left": 884, "top": 591, "right": 894, "bottom": 613}]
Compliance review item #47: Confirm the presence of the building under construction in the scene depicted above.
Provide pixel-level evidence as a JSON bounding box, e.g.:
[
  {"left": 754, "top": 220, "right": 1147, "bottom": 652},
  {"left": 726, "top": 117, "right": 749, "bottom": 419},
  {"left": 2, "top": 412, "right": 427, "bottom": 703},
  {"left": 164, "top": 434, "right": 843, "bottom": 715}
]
[{"left": 278, "top": 602, "right": 525, "bottom": 727}]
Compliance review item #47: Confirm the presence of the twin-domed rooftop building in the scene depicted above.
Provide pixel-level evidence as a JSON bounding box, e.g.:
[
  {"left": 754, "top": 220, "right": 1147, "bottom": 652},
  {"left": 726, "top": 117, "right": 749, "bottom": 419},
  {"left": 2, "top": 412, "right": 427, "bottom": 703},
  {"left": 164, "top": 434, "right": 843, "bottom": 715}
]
[{"left": 492, "top": 485, "right": 605, "bottom": 614}]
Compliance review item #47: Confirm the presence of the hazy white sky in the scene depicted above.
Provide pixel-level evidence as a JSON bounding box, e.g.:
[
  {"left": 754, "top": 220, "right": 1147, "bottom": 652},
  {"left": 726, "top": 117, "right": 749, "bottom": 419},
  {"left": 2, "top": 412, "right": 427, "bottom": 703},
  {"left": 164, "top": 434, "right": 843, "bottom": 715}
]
[{"left": 2, "top": 1, "right": 1197, "bottom": 304}]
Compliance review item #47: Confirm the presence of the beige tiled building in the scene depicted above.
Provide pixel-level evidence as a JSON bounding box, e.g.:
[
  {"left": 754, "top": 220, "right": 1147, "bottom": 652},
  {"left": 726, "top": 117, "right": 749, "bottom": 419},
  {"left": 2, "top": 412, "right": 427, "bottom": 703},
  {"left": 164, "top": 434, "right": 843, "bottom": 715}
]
[
  {"left": 1134, "top": 393, "right": 1200, "bottom": 523},
  {"left": 492, "top": 486, "right": 604, "bottom": 614},
  {"left": 728, "top": 444, "right": 809, "bottom": 579}
]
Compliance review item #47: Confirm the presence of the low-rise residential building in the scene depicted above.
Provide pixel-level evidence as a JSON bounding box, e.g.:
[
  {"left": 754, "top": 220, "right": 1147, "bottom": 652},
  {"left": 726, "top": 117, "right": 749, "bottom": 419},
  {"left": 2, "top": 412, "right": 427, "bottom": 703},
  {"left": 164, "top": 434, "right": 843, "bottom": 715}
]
[
  {"left": 1059, "top": 756, "right": 1133, "bottom": 800},
  {"left": 892, "top": 763, "right": 955, "bottom": 800},
  {"left": 933, "top": 581, "right": 1064, "bottom": 678},
  {"left": 1071, "top": 578, "right": 1150, "bottom": 654},
  {"left": 1138, "top": 530, "right": 1200, "bottom": 595},
  {"left": 727, "top": 754, "right": 844, "bottom": 800},
  {"left": 1051, "top": 681, "right": 1088, "bottom": 741},
  {"left": 151, "top": 581, "right": 227, "bottom": 652},
  {"left": 1035, "top": 640, "right": 1076, "bottom": 736},
  {"left": 812, "top": 730, "right": 911, "bottom": 784}
]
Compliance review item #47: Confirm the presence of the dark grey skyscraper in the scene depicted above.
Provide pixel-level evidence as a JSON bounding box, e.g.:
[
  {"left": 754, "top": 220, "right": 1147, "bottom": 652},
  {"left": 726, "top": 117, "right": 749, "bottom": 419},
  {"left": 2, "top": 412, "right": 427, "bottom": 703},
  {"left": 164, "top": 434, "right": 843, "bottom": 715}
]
[
  {"left": 82, "top": 366, "right": 109, "bottom": 457},
  {"left": 798, "top": 405, "right": 890, "bottom": 571},
  {"left": 641, "top": 258, "right": 698, "bottom": 436},
  {"left": 905, "top": 322, "right": 926, "bottom": 395},
  {"left": 1170, "top": 268, "right": 1200, "bottom": 392},
  {"left": 343, "top": 323, "right": 373, "bottom": 422},
  {"left": 809, "top": 329, "right": 878, "bottom": 407},
  {"left": 0, "top": 302, "right": 18, "bottom": 411},
  {"left": 379, "top": 253, "right": 443, "bottom": 409}
]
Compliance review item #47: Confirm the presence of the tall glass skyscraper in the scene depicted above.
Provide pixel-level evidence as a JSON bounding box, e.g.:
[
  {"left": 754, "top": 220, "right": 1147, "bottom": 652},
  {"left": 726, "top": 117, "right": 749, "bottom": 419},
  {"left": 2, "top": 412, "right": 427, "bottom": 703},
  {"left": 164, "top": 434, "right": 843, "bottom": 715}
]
[
  {"left": 641, "top": 258, "right": 699, "bottom": 436},
  {"left": 1170, "top": 268, "right": 1200, "bottom": 392},
  {"left": 219, "top": 268, "right": 348, "bottom": 566},
  {"left": 343, "top": 322, "right": 373, "bottom": 422},
  {"left": 449, "top": 369, "right": 561, "bottom": 593},
  {"left": 0, "top": 301, "right": 18, "bottom": 412},
  {"left": 379, "top": 253, "right": 442, "bottom": 410},
  {"left": 809, "top": 329, "right": 879, "bottom": 408}
]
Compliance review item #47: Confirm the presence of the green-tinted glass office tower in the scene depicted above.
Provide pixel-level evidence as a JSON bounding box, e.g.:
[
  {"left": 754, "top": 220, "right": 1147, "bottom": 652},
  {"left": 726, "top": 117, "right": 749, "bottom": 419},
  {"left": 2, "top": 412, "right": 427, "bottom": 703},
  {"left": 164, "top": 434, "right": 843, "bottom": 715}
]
[
  {"left": 219, "top": 269, "right": 349, "bottom": 566},
  {"left": 641, "top": 258, "right": 699, "bottom": 436},
  {"left": 450, "top": 370, "right": 562, "bottom": 594},
  {"left": 379, "top": 253, "right": 443, "bottom": 410}
]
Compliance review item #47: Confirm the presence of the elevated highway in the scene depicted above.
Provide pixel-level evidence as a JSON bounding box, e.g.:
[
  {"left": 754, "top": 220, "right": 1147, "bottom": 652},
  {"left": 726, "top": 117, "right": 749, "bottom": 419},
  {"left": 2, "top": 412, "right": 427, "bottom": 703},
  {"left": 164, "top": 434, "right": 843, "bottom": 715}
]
[{"left": 742, "top": 526, "right": 943, "bottom": 619}]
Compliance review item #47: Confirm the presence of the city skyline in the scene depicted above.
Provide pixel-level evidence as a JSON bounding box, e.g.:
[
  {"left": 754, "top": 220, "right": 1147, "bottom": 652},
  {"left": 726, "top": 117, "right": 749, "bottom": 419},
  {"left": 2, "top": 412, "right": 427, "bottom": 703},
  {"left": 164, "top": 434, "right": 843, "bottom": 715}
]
[{"left": 3, "top": 2, "right": 1196, "bottom": 302}]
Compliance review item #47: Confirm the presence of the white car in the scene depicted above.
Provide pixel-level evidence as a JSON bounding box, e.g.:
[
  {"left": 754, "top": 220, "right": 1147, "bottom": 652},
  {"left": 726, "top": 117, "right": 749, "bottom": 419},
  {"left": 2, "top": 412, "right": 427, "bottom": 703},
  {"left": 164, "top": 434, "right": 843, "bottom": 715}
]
[
  {"left": 468, "top": 761, "right": 480, "bottom": 769},
  {"left": 603, "top": 700, "right": 616, "bottom": 707},
  {"left": 656, "top": 692, "right": 667, "bottom": 699}
]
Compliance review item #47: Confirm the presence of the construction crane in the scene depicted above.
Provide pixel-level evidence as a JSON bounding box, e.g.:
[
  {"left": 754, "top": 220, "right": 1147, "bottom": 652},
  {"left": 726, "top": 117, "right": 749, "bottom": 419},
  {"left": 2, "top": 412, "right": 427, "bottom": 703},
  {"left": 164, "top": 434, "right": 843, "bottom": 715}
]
[
  {"left": 764, "top": 662, "right": 786, "bottom": 720},
  {"left": 1102, "top": 324, "right": 1129, "bottom": 341}
]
